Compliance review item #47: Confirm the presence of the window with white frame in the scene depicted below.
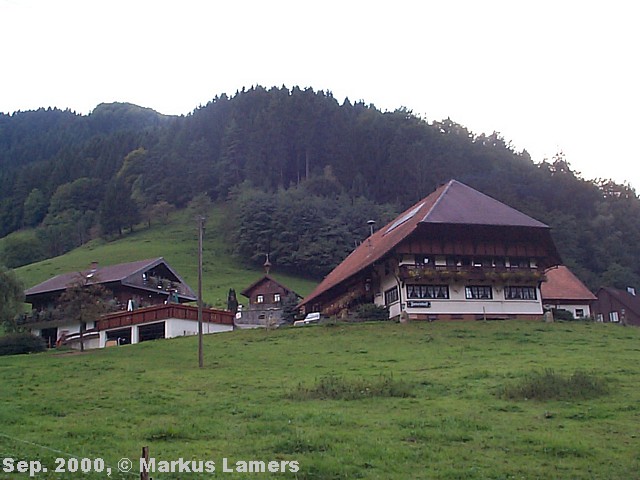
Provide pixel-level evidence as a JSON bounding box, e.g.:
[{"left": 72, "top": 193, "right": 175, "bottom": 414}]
[
  {"left": 575, "top": 308, "right": 585, "bottom": 318},
  {"left": 256, "top": 294, "right": 264, "bottom": 304},
  {"left": 465, "top": 285, "right": 493, "bottom": 299},
  {"left": 504, "top": 286, "right": 537, "bottom": 300},
  {"left": 384, "top": 286, "right": 399, "bottom": 305},
  {"left": 273, "top": 293, "right": 281, "bottom": 302},
  {"left": 609, "top": 311, "right": 619, "bottom": 322},
  {"left": 407, "top": 284, "right": 449, "bottom": 299}
]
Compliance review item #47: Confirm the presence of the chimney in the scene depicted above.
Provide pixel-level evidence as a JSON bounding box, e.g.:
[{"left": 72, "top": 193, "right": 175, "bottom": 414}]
[{"left": 367, "top": 219, "right": 376, "bottom": 236}]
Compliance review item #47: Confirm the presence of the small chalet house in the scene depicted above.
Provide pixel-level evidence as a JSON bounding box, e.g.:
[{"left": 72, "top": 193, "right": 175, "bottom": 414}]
[
  {"left": 593, "top": 287, "right": 640, "bottom": 326},
  {"left": 299, "top": 180, "right": 562, "bottom": 321},
  {"left": 22, "top": 257, "right": 233, "bottom": 348},
  {"left": 540, "top": 265, "right": 597, "bottom": 319},
  {"left": 237, "top": 274, "right": 301, "bottom": 328}
]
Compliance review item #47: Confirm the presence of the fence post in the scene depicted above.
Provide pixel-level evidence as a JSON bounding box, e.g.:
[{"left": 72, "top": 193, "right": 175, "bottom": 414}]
[{"left": 140, "top": 446, "right": 149, "bottom": 480}]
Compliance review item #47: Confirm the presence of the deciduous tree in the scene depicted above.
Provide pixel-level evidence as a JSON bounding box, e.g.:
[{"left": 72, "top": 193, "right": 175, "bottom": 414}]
[
  {"left": 57, "top": 274, "right": 112, "bottom": 351},
  {"left": 0, "top": 266, "right": 25, "bottom": 332}
]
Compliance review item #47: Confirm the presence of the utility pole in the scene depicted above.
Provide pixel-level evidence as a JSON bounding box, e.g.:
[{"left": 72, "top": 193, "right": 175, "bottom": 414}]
[{"left": 198, "top": 215, "right": 205, "bottom": 368}]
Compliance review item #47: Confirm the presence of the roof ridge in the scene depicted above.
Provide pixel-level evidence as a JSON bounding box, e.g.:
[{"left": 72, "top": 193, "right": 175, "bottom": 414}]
[
  {"left": 240, "top": 274, "right": 300, "bottom": 298},
  {"left": 421, "top": 179, "right": 454, "bottom": 222},
  {"left": 420, "top": 179, "right": 549, "bottom": 228}
]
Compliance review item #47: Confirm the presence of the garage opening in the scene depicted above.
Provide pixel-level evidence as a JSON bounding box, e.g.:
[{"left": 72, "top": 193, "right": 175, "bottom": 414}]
[
  {"left": 106, "top": 327, "right": 132, "bottom": 346},
  {"left": 138, "top": 322, "right": 166, "bottom": 342},
  {"left": 40, "top": 327, "right": 58, "bottom": 348}
]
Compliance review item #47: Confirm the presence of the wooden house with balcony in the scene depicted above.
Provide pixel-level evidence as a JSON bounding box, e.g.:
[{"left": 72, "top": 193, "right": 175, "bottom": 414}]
[
  {"left": 299, "top": 180, "right": 562, "bottom": 321},
  {"left": 22, "top": 257, "right": 199, "bottom": 347}
]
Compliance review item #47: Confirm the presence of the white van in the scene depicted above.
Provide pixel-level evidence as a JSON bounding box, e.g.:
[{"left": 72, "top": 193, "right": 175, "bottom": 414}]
[{"left": 293, "top": 312, "right": 321, "bottom": 326}]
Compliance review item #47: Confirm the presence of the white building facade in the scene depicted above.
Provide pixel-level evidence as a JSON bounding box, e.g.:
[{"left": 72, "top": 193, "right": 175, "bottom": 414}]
[{"left": 372, "top": 254, "right": 545, "bottom": 321}]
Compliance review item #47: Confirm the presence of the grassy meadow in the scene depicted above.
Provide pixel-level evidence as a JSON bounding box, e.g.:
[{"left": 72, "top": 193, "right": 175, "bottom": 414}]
[
  {"left": 1, "top": 320, "right": 639, "bottom": 479},
  {"left": 11, "top": 205, "right": 318, "bottom": 309}
]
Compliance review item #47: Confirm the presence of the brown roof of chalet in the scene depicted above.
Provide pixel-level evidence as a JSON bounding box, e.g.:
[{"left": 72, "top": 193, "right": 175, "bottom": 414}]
[
  {"left": 240, "top": 275, "right": 302, "bottom": 298},
  {"left": 300, "top": 179, "right": 556, "bottom": 309},
  {"left": 541, "top": 266, "right": 596, "bottom": 302},
  {"left": 24, "top": 257, "right": 196, "bottom": 300},
  {"left": 595, "top": 287, "right": 640, "bottom": 318}
]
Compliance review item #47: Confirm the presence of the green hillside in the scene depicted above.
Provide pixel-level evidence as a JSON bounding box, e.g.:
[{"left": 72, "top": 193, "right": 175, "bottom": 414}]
[
  {"left": 3, "top": 88, "right": 640, "bottom": 291},
  {"left": 1, "top": 321, "right": 638, "bottom": 479},
  {"left": 13, "top": 204, "right": 319, "bottom": 309}
]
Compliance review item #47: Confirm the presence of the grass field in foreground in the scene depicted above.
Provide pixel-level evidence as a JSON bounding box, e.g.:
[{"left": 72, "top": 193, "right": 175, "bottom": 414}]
[
  {"left": 12, "top": 205, "right": 319, "bottom": 309},
  {"left": 1, "top": 320, "right": 639, "bottom": 479}
]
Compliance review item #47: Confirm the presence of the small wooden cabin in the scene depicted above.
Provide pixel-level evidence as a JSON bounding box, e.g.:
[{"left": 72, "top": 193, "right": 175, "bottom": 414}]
[
  {"left": 593, "top": 287, "right": 640, "bottom": 326},
  {"left": 237, "top": 275, "right": 301, "bottom": 327}
]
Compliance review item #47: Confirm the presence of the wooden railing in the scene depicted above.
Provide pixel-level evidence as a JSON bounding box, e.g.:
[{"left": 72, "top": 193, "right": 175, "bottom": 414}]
[
  {"left": 18, "top": 308, "right": 65, "bottom": 326},
  {"left": 96, "top": 304, "right": 234, "bottom": 330}
]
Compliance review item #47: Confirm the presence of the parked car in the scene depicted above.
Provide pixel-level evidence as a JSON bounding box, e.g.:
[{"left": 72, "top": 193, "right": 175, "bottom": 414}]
[{"left": 293, "top": 312, "right": 321, "bottom": 326}]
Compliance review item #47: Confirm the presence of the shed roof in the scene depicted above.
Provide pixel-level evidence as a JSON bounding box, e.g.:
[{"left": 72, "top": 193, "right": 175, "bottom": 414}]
[
  {"left": 300, "top": 179, "right": 558, "bottom": 309},
  {"left": 541, "top": 266, "right": 596, "bottom": 302}
]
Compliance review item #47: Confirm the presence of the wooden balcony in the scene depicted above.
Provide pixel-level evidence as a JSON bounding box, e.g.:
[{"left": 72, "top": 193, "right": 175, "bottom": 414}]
[
  {"left": 96, "top": 304, "right": 234, "bottom": 330},
  {"left": 399, "top": 265, "right": 545, "bottom": 285},
  {"left": 131, "top": 275, "right": 193, "bottom": 297},
  {"left": 18, "top": 308, "right": 66, "bottom": 326}
]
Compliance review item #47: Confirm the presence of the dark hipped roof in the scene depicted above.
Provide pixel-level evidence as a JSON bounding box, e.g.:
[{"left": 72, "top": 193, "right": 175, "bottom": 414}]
[
  {"left": 421, "top": 180, "right": 548, "bottom": 227},
  {"left": 24, "top": 257, "right": 196, "bottom": 300},
  {"left": 541, "top": 266, "right": 596, "bottom": 302},
  {"left": 240, "top": 275, "right": 302, "bottom": 299},
  {"left": 300, "top": 179, "right": 556, "bottom": 309}
]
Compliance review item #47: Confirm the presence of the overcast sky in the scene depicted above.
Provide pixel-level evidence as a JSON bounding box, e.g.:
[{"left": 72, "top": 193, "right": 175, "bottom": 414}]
[{"left": 1, "top": 0, "right": 638, "bottom": 190}]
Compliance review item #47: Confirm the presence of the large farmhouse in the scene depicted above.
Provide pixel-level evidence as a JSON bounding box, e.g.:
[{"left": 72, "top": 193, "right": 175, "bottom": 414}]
[
  {"left": 299, "top": 180, "right": 562, "bottom": 321},
  {"left": 21, "top": 257, "right": 233, "bottom": 348}
]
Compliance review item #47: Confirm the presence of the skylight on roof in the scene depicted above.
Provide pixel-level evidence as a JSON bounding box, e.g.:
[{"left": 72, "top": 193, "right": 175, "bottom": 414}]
[{"left": 385, "top": 202, "right": 425, "bottom": 234}]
